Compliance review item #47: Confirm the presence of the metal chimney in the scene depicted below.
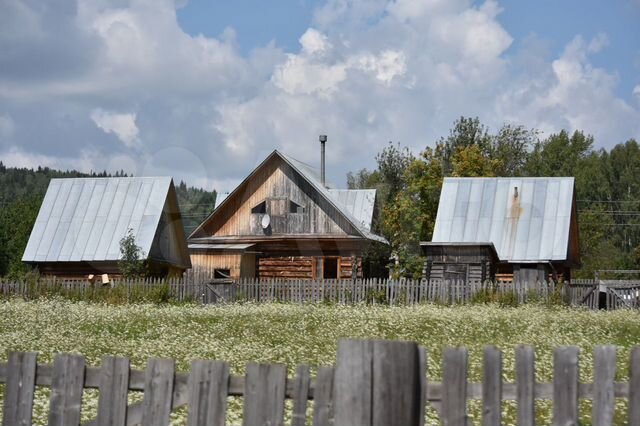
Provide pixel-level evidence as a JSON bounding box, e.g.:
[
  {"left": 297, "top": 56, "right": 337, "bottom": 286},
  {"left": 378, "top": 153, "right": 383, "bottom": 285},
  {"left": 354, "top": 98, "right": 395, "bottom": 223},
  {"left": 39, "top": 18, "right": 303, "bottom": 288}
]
[{"left": 319, "top": 135, "right": 327, "bottom": 186}]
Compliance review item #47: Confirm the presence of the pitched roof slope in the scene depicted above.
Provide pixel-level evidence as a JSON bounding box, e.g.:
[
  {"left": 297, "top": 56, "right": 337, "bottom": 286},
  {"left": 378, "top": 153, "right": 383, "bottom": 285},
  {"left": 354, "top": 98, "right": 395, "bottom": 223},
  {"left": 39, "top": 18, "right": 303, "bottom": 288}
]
[
  {"left": 432, "top": 177, "right": 577, "bottom": 263},
  {"left": 189, "top": 150, "right": 387, "bottom": 244},
  {"left": 22, "top": 177, "right": 190, "bottom": 265}
]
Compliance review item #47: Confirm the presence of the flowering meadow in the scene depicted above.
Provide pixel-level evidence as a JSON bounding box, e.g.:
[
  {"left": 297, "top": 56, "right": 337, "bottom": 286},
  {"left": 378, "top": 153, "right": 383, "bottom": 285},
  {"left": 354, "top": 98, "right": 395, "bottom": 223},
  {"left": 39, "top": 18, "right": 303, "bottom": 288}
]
[{"left": 1, "top": 298, "right": 640, "bottom": 425}]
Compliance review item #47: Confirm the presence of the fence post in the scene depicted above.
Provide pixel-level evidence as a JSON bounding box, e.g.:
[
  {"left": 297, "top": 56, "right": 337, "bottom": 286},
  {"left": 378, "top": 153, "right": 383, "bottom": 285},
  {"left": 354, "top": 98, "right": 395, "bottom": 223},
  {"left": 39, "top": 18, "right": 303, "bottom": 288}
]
[
  {"left": 552, "top": 346, "right": 579, "bottom": 426},
  {"left": 442, "top": 347, "right": 468, "bottom": 426},
  {"left": 2, "top": 352, "right": 37, "bottom": 426},
  {"left": 333, "top": 339, "right": 423, "bottom": 426}
]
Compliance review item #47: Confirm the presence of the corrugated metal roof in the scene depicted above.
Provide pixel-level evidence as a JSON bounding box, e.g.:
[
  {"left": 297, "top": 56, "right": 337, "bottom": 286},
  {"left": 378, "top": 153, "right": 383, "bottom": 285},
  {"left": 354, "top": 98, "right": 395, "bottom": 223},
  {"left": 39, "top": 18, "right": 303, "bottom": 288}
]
[
  {"left": 280, "top": 153, "right": 387, "bottom": 244},
  {"left": 22, "top": 177, "right": 173, "bottom": 263},
  {"left": 328, "top": 189, "right": 376, "bottom": 232},
  {"left": 432, "top": 177, "right": 575, "bottom": 262}
]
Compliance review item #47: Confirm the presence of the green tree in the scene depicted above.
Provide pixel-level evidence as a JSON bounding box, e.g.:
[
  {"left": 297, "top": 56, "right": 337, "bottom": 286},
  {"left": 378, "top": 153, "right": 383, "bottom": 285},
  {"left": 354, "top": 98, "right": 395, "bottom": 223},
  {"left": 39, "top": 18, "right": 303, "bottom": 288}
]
[
  {"left": 524, "top": 130, "right": 593, "bottom": 177},
  {"left": 118, "top": 229, "right": 146, "bottom": 279},
  {"left": 490, "top": 124, "right": 538, "bottom": 176},
  {"left": 440, "top": 116, "right": 492, "bottom": 175},
  {"left": 0, "top": 196, "right": 41, "bottom": 278}
]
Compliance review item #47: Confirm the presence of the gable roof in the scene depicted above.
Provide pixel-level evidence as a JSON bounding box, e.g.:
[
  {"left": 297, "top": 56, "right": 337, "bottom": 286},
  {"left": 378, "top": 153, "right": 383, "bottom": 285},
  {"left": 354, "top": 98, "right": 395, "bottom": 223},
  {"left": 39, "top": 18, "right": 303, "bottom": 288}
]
[
  {"left": 22, "top": 177, "right": 191, "bottom": 267},
  {"left": 189, "top": 150, "right": 387, "bottom": 244},
  {"left": 432, "top": 177, "right": 578, "bottom": 264},
  {"left": 328, "top": 189, "right": 376, "bottom": 232}
]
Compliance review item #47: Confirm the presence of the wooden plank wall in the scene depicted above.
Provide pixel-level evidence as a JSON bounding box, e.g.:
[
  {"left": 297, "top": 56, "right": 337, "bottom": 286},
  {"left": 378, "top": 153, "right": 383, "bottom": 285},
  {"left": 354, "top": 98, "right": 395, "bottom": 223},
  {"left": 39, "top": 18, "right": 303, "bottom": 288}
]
[
  {"left": 190, "top": 253, "right": 242, "bottom": 279},
  {"left": 199, "top": 157, "right": 358, "bottom": 238}
]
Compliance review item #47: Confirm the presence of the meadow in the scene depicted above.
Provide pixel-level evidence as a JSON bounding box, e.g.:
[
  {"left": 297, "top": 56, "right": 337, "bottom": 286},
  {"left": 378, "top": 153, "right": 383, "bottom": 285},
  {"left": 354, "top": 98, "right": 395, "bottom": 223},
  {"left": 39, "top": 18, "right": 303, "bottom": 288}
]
[{"left": 1, "top": 298, "right": 640, "bottom": 425}]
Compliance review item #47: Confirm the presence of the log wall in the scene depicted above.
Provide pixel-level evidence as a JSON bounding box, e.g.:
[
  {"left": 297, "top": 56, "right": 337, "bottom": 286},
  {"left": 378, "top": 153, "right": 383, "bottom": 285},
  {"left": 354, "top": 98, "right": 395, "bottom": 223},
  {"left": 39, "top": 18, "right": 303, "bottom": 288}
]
[{"left": 258, "top": 256, "right": 363, "bottom": 280}]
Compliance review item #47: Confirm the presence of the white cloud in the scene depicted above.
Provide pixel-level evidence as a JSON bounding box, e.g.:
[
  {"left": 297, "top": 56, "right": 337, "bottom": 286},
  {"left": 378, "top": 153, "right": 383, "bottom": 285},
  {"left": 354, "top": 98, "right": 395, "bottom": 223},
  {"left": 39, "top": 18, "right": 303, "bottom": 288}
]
[
  {"left": 300, "top": 28, "right": 331, "bottom": 55},
  {"left": 91, "top": 109, "right": 140, "bottom": 147},
  {"left": 0, "top": 0, "right": 638, "bottom": 192}
]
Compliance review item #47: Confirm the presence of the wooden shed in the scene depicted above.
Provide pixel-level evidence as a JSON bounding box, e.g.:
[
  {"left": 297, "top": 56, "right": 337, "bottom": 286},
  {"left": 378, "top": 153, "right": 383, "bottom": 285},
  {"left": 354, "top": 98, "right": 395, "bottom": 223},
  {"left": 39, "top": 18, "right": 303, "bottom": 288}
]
[
  {"left": 421, "top": 242, "right": 499, "bottom": 282},
  {"left": 423, "top": 177, "right": 580, "bottom": 284},
  {"left": 188, "top": 150, "right": 387, "bottom": 280},
  {"left": 22, "top": 177, "right": 191, "bottom": 277}
]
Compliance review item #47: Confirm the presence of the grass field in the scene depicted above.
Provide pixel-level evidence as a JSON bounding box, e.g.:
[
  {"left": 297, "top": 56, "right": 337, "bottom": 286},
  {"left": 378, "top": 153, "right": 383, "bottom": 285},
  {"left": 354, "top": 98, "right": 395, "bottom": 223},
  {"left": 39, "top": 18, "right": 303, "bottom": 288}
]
[{"left": 1, "top": 298, "right": 640, "bottom": 424}]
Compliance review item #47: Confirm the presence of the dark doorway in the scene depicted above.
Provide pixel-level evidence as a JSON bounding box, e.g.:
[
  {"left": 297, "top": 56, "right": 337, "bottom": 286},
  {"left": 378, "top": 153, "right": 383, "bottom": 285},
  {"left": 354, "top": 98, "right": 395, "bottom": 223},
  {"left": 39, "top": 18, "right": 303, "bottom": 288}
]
[{"left": 323, "top": 257, "right": 338, "bottom": 279}]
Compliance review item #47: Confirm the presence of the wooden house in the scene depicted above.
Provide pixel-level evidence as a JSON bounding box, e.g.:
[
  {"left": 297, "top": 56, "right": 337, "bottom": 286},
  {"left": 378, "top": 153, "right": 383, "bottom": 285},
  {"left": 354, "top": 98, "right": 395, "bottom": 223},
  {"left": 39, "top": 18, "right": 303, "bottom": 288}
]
[
  {"left": 22, "top": 177, "right": 191, "bottom": 277},
  {"left": 188, "top": 150, "right": 387, "bottom": 280},
  {"left": 423, "top": 177, "right": 580, "bottom": 284}
]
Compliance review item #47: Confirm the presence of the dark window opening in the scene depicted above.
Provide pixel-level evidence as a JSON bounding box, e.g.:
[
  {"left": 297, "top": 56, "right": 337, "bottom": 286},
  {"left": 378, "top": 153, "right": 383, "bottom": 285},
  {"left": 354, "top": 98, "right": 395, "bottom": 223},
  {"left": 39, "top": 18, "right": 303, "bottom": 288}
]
[
  {"left": 251, "top": 201, "right": 266, "bottom": 214},
  {"left": 214, "top": 269, "right": 231, "bottom": 279},
  {"left": 289, "top": 200, "right": 304, "bottom": 213},
  {"left": 323, "top": 258, "right": 338, "bottom": 279}
]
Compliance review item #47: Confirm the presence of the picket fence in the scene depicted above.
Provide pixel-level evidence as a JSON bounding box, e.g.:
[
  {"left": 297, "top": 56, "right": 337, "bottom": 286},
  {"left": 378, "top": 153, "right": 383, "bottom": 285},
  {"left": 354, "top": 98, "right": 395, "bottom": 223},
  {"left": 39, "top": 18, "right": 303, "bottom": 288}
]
[
  {"left": 2, "top": 339, "right": 640, "bottom": 425},
  {"left": 2, "top": 277, "right": 640, "bottom": 309}
]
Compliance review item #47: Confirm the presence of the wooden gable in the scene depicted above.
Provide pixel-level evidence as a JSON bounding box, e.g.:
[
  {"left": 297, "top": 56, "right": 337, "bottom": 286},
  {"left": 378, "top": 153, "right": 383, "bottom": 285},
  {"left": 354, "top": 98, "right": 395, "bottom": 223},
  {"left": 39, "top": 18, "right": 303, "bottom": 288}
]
[{"left": 191, "top": 153, "right": 361, "bottom": 239}]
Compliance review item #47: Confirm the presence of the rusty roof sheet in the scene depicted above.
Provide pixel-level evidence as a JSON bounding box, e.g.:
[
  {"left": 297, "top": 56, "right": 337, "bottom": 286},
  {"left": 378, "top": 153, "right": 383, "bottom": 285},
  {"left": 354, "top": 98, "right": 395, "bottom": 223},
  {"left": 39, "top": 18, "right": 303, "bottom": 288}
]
[
  {"left": 432, "top": 177, "right": 576, "bottom": 262},
  {"left": 22, "top": 177, "right": 174, "bottom": 263}
]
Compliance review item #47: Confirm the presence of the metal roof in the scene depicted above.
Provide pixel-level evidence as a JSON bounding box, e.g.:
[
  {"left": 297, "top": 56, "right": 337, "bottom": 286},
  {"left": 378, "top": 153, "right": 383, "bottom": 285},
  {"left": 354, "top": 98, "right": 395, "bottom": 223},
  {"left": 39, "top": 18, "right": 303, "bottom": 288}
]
[
  {"left": 328, "top": 189, "right": 376, "bottom": 232},
  {"left": 432, "top": 177, "right": 576, "bottom": 262},
  {"left": 280, "top": 152, "right": 387, "bottom": 244},
  {"left": 188, "top": 243, "right": 255, "bottom": 251},
  {"left": 23, "top": 177, "right": 174, "bottom": 263}
]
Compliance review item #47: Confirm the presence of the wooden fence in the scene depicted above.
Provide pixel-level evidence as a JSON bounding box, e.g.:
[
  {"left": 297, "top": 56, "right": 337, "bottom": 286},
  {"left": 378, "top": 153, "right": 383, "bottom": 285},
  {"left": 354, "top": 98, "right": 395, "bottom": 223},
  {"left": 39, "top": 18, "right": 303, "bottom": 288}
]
[
  {"left": 2, "top": 277, "right": 640, "bottom": 309},
  {"left": 2, "top": 339, "right": 640, "bottom": 425}
]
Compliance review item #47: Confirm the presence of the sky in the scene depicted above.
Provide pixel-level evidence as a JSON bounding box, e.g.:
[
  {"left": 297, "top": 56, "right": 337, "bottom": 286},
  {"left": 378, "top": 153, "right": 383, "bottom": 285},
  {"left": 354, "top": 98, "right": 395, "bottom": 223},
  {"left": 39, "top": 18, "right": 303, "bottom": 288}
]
[{"left": 1, "top": 0, "right": 639, "bottom": 194}]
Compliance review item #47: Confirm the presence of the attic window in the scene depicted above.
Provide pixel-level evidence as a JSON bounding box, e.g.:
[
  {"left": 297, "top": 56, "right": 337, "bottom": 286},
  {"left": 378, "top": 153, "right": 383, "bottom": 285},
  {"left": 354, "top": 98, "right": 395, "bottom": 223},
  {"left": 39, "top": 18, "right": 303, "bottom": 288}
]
[
  {"left": 289, "top": 200, "right": 305, "bottom": 214},
  {"left": 251, "top": 201, "right": 266, "bottom": 214}
]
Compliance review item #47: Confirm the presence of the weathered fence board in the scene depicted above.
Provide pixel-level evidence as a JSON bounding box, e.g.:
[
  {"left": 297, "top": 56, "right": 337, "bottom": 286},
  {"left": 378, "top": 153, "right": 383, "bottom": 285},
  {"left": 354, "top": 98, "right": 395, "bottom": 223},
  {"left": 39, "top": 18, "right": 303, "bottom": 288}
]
[
  {"left": 96, "top": 356, "right": 129, "bottom": 426},
  {"left": 442, "top": 347, "right": 468, "bottom": 426},
  {"left": 312, "top": 366, "right": 334, "bottom": 426},
  {"left": 243, "top": 363, "right": 286, "bottom": 426},
  {"left": 3, "top": 276, "right": 640, "bottom": 309},
  {"left": 592, "top": 345, "right": 616, "bottom": 426},
  {"left": 141, "top": 359, "right": 175, "bottom": 426},
  {"left": 515, "top": 345, "right": 535, "bottom": 426},
  {"left": 482, "top": 346, "right": 502, "bottom": 426},
  {"left": 4, "top": 341, "right": 640, "bottom": 425},
  {"left": 187, "top": 360, "right": 229, "bottom": 426},
  {"left": 48, "top": 354, "right": 85, "bottom": 426},
  {"left": 552, "top": 346, "right": 579, "bottom": 426},
  {"left": 2, "top": 352, "right": 37, "bottom": 426},
  {"left": 290, "top": 364, "right": 310, "bottom": 426}
]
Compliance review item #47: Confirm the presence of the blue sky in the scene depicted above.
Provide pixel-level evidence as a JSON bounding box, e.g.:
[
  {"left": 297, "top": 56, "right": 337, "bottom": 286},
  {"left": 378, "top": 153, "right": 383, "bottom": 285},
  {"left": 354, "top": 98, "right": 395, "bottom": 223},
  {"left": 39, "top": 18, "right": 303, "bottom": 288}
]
[
  {"left": 1, "top": 0, "right": 639, "bottom": 192},
  {"left": 177, "top": 0, "right": 640, "bottom": 101}
]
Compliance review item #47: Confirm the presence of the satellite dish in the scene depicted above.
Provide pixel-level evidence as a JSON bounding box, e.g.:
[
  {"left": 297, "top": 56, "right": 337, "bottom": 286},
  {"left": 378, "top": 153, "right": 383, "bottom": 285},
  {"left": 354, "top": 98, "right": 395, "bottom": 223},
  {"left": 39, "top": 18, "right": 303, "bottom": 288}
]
[{"left": 261, "top": 214, "right": 271, "bottom": 229}]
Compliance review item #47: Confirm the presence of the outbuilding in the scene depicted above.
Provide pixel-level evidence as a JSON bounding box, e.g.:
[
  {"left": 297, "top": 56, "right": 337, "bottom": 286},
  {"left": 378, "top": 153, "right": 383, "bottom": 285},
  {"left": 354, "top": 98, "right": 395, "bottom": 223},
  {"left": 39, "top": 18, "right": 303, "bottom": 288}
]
[
  {"left": 22, "top": 177, "right": 191, "bottom": 277},
  {"left": 423, "top": 177, "right": 580, "bottom": 284}
]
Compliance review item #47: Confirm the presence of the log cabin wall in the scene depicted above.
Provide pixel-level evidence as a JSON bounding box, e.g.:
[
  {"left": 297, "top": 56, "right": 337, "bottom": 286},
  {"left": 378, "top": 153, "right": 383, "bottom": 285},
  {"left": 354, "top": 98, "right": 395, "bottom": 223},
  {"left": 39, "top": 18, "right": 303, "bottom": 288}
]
[
  {"left": 199, "top": 157, "right": 360, "bottom": 238},
  {"left": 258, "top": 256, "right": 363, "bottom": 280},
  {"left": 422, "top": 244, "right": 497, "bottom": 283},
  {"left": 258, "top": 256, "right": 313, "bottom": 279}
]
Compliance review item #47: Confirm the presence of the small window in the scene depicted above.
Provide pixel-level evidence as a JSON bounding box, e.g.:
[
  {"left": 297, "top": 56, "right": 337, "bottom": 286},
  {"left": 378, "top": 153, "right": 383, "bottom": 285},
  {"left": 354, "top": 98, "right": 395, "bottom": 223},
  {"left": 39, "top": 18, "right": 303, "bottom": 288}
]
[
  {"left": 251, "top": 201, "right": 266, "bottom": 214},
  {"left": 289, "top": 200, "right": 304, "bottom": 214},
  {"left": 214, "top": 269, "right": 231, "bottom": 279}
]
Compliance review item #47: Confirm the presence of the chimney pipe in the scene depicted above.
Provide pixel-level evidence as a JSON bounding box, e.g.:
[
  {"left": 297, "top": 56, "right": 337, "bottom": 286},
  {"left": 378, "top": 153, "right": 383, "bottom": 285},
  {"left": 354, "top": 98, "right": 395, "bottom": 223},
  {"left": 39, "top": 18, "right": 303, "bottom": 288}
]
[{"left": 319, "top": 134, "right": 327, "bottom": 186}]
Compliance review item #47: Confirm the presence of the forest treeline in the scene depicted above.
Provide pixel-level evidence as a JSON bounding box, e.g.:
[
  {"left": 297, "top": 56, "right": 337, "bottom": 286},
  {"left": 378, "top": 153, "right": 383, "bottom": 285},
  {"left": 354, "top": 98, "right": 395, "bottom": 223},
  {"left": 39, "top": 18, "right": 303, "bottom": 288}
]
[
  {"left": 348, "top": 117, "right": 640, "bottom": 279},
  {"left": 0, "top": 164, "right": 215, "bottom": 277}
]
